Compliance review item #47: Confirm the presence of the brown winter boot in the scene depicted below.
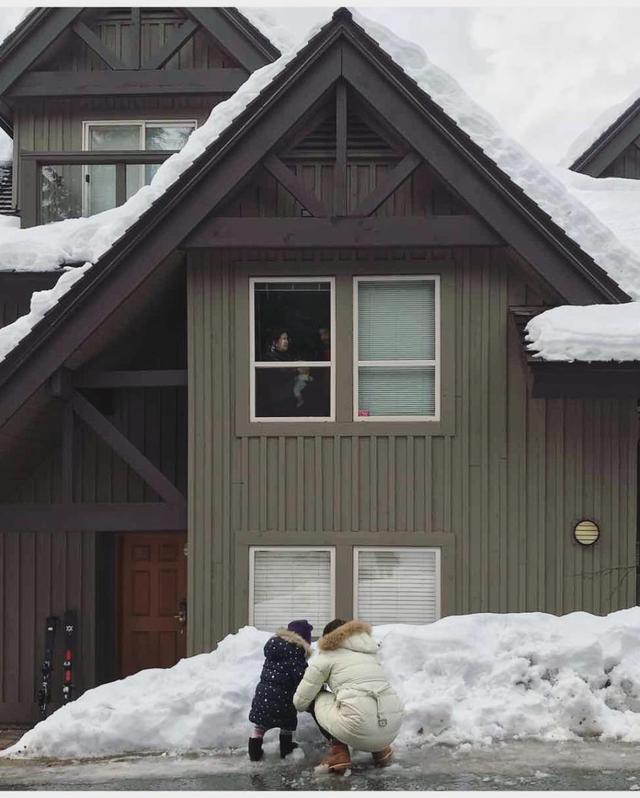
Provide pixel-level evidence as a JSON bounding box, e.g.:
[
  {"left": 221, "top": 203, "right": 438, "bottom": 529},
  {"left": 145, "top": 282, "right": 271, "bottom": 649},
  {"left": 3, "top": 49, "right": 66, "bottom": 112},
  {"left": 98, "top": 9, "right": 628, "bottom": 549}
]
[
  {"left": 372, "top": 746, "right": 393, "bottom": 767},
  {"left": 320, "top": 742, "right": 351, "bottom": 773}
]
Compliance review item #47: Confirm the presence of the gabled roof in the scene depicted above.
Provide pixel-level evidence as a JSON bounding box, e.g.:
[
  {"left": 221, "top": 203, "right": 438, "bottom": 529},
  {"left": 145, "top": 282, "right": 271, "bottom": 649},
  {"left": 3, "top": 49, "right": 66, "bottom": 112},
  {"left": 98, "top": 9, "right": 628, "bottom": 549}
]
[
  {"left": 567, "top": 87, "right": 640, "bottom": 176},
  {"left": 0, "top": 7, "right": 636, "bottom": 430},
  {"left": 0, "top": 6, "right": 280, "bottom": 136}
]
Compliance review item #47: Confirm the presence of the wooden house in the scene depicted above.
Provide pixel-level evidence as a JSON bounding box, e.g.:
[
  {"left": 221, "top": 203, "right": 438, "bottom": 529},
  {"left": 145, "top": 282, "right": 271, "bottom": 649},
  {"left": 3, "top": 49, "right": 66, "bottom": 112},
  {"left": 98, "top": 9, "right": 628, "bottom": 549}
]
[{"left": 0, "top": 7, "right": 638, "bottom": 725}]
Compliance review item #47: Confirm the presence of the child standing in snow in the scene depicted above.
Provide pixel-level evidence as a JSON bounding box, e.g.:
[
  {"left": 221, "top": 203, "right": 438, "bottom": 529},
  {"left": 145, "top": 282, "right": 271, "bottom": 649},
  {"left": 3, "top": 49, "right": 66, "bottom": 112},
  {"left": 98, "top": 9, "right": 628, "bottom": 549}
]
[{"left": 248, "top": 619, "right": 313, "bottom": 761}]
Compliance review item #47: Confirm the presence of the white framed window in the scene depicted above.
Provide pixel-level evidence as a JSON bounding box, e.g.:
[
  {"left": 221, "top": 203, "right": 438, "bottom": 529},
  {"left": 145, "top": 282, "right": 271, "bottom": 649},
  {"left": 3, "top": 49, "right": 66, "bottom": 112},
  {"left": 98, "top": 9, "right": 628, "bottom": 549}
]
[
  {"left": 353, "top": 546, "right": 441, "bottom": 625},
  {"left": 249, "top": 546, "right": 335, "bottom": 633},
  {"left": 82, "top": 120, "right": 197, "bottom": 214},
  {"left": 353, "top": 276, "right": 440, "bottom": 422},
  {"left": 250, "top": 277, "right": 335, "bottom": 422}
]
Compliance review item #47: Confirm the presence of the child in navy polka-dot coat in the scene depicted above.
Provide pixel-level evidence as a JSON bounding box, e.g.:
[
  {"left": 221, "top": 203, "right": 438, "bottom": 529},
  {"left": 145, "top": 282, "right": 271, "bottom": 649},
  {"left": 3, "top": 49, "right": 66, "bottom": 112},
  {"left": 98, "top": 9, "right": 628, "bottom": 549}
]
[{"left": 248, "top": 620, "right": 313, "bottom": 761}]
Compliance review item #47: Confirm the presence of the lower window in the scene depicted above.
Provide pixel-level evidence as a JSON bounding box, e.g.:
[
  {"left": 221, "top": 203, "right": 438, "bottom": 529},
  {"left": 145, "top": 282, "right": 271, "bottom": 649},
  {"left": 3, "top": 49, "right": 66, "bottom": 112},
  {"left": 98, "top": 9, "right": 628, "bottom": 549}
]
[
  {"left": 249, "top": 546, "right": 335, "bottom": 634},
  {"left": 353, "top": 547, "right": 441, "bottom": 625}
]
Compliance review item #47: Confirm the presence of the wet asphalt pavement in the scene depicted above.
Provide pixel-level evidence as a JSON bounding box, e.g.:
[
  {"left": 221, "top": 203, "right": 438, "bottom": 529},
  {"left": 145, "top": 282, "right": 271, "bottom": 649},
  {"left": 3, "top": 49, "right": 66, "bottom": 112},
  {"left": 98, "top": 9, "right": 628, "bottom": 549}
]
[{"left": 2, "top": 740, "right": 640, "bottom": 790}]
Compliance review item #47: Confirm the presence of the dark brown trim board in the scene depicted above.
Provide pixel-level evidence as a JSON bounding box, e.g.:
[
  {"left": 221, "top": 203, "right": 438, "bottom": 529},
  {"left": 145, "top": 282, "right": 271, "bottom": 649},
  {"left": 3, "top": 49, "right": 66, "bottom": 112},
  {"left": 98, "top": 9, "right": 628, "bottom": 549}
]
[
  {"left": 73, "top": 370, "right": 188, "bottom": 389},
  {"left": 9, "top": 69, "right": 249, "bottom": 98},
  {"left": 0, "top": 503, "right": 187, "bottom": 531},
  {"left": 530, "top": 361, "right": 640, "bottom": 398},
  {"left": 186, "top": 215, "right": 502, "bottom": 248}
]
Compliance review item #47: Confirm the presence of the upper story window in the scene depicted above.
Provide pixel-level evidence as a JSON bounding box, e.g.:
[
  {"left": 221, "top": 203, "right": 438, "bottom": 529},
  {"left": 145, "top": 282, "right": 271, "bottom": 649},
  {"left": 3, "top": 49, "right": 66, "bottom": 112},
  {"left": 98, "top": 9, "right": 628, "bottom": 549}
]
[
  {"left": 250, "top": 277, "right": 335, "bottom": 421},
  {"left": 83, "top": 120, "right": 196, "bottom": 215},
  {"left": 354, "top": 276, "right": 439, "bottom": 421}
]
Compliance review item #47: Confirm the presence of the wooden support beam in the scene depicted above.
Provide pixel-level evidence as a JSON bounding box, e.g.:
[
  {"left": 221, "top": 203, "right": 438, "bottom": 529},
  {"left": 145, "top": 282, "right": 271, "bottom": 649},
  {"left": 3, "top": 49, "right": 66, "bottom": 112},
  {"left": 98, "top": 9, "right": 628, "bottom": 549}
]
[
  {"left": 61, "top": 402, "right": 73, "bottom": 503},
  {"left": 130, "top": 7, "right": 141, "bottom": 69},
  {"left": 352, "top": 152, "right": 422, "bottom": 216},
  {"left": 263, "top": 154, "right": 328, "bottom": 217},
  {"left": 185, "top": 215, "right": 502, "bottom": 249},
  {"left": 334, "top": 80, "right": 348, "bottom": 216},
  {"left": 71, "top": 21, "right": 127, "bottom": 70},
  {"left": 73, "top": 370, "right": 188, "bottom": 389},
  {"left": 186, "top": 7, "right": 274, "bottom": 71},
  {"left": 530, "top": 362, "right": 640, "bottom": 398},
  {"left": 9, "top": 68, "right": 248, "bottom": 97},
  {"left": 143, "top": 19, "right": 199, "bottom": 69},
  {"left": 71, "top": 390, "right": 185, "bottom": 504},
  {"left": 115, "top": 163, "right": 127, "bottom": 208},
  {"left": 0, "top": 502, "right": 186, "bottom": 532},
  {"left": 0, "top": 9, "right": 84, "bottom": 96}
]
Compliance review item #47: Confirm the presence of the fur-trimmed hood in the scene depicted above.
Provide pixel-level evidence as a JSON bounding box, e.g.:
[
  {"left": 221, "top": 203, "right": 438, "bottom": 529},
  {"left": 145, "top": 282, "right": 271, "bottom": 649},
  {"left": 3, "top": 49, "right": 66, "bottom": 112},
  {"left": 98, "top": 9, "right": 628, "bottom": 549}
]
[
  {"left": 274, "top": 628, "right": 312, "bottom": 657},
  {"left": 318, "top": 620, "right": 377, "bottom": 654}
]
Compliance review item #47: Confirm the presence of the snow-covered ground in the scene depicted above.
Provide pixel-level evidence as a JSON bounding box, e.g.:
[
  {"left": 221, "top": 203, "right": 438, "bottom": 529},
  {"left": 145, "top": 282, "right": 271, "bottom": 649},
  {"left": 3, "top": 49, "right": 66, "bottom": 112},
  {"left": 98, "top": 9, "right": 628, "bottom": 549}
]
[{"left": 4, "top": 609, "right": 640, "bottom": 760}]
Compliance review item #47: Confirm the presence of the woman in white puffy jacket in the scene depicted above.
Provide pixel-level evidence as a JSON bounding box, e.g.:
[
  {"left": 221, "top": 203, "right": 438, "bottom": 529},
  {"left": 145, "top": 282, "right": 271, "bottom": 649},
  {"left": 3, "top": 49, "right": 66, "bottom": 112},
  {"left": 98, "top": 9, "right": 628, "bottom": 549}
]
[{"left": 293, "top": 619, "right": 403, "bottom": 773}]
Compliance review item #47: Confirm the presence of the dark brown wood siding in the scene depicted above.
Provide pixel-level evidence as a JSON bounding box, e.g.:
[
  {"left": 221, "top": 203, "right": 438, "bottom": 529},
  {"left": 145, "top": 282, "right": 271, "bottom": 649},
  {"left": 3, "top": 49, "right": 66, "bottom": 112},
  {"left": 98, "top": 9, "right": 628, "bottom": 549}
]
[
  {"left": 220, "top": 161, "right": 468, "bottom": 218},
  {"left": 0, "top": 298, "right": 187, "bottom": 723},
  {"left": 602, "top": 136, "right": 640, "bottom": 179},
  {"left": 0, "top": 531, "right": 95, "bottom": 723},
  {"left": 0, "top": 273, "right": 59, "bottom": 330}
]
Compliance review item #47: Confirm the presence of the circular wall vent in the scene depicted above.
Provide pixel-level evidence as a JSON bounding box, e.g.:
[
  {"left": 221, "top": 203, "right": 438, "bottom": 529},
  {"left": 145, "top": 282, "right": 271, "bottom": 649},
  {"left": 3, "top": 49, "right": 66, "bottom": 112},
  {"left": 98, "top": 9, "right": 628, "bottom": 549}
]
[{"left": 574, "top": 519, "right": 600, "bottom": 546}]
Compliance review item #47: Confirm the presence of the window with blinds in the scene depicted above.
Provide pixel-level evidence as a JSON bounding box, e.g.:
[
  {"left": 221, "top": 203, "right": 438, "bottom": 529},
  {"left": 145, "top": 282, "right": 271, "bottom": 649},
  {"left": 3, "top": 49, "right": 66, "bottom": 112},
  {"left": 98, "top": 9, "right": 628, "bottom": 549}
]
[
  {"left": 354, "top": 547, "right": 441, "bottom": 625},
  {"left": 354, "top": 277, "right": 439, "bottom": 420},
  {"left": 249, "top": 547, "right": 335, "bottom": 633}
]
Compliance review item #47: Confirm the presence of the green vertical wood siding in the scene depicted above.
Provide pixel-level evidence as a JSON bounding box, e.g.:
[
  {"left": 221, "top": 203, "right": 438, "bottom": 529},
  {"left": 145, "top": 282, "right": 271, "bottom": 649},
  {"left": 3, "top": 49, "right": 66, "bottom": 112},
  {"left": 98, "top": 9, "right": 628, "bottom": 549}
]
[{"left": 187, "top": 247, "right": 638, "bottom": 654}]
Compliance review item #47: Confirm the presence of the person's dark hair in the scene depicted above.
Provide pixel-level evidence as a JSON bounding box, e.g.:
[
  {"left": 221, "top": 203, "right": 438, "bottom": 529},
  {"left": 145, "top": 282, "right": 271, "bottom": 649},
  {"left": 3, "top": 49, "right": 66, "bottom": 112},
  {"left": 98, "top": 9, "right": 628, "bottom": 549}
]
[
  {"left": 322, "top": 618, "right": 347, "bottom": 636},
  {"left": 271, "top": 328, "right": 288, "bottom": 343}
]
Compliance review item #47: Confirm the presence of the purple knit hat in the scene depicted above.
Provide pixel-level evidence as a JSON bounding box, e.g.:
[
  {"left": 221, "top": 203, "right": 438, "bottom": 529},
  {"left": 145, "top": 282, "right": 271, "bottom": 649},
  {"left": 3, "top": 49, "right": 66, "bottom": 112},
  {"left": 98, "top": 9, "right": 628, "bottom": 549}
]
[{"left": 287, "top": 619, "right": 313, "bottom": 643}]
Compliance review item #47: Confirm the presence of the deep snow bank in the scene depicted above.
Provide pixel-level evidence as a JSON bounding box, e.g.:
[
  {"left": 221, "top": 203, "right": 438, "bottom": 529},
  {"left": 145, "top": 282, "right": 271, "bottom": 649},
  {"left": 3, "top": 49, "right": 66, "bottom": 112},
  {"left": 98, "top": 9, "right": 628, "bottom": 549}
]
[{"left": 5, "top": 609, "right": 640, "bottom": 759}]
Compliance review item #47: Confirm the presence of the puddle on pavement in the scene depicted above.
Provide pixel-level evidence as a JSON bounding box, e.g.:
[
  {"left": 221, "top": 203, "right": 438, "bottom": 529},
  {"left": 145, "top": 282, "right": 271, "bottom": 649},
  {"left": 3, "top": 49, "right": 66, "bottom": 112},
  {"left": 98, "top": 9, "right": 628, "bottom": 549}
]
[{"left": 2, "top": 740, "right": 640, "bottom": 790}]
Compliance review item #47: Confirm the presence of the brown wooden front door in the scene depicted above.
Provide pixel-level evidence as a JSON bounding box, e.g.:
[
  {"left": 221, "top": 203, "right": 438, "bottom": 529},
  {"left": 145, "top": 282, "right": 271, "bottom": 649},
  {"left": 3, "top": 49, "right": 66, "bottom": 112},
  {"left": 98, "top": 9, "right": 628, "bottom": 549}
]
[{"left": 119, "top": 533, "right": 187, "bottom": 678}]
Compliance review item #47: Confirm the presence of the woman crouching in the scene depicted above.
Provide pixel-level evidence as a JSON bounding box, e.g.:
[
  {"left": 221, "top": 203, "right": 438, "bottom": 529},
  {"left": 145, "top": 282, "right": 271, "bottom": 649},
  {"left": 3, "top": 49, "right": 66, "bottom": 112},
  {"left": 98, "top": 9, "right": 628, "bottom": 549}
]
[{"left": 293, "top": 619, "right": 403, "bottom": 773}]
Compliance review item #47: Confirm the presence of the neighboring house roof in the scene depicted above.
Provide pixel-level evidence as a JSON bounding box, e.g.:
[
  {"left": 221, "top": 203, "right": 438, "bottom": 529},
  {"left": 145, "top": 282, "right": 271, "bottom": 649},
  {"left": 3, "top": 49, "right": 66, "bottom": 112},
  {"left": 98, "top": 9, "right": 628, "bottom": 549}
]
[
  {"left": 566, "top": 85, "right": 640, "bottom": 176},
  {"left": 2, "top": 8, "right": 640, "bottom": 425},
  {"left": 0, "top": 6, "right": 280, "bottom": 137}
]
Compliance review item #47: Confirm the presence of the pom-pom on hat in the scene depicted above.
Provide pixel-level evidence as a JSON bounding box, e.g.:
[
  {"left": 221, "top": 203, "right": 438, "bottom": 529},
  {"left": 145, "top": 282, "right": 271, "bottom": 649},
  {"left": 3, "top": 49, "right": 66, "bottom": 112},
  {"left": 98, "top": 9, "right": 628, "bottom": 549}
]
[{"left": 287, "top": 619, "right": 313, "bottom": 643}]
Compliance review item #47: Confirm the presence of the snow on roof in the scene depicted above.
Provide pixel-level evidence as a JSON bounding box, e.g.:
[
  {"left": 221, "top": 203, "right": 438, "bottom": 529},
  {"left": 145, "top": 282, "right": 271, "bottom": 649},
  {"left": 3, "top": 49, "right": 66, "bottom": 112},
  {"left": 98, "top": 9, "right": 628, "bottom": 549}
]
[
  {"left": 3, "top": 8, "right": 640, "bottom": 366},
  {"left": 526, "top": 303, "right": 640, "bottom": 363},
  {"left": 525, "top": 169, "right": 640, "bottom": 363}
]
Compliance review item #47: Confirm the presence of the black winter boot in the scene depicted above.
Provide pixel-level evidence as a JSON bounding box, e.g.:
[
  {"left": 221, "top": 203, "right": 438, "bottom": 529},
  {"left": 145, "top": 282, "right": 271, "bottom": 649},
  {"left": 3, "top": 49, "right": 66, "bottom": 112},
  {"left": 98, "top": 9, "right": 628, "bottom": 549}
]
[
  {"left": 248, "top": 737, "right": 264, "bottom": 761},
  {"left": 279, "top": 733, "right": 298, "bottom": 758}
]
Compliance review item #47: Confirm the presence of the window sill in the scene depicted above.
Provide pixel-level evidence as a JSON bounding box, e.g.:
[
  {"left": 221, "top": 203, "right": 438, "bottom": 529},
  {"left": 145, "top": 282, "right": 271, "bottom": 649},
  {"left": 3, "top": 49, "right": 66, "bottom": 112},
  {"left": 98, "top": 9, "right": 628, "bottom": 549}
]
[{"left": 235, "top": 417, "right": 455, "bottom": 437}]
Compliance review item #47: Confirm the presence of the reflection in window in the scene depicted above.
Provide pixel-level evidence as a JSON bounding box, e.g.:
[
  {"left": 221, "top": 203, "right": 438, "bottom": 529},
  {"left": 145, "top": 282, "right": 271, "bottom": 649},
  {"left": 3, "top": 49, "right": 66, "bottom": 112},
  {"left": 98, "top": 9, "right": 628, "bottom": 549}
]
[
  {"left": 40, "top": 165, "right": 83, "bottom": 224},
  {"left": 250, "top": 547, "right": 334, "bottom": 632},
  {"left": 354, "top": 547, "right": 440, "bottom": 625},
  {"left": 251, "top": 279, "right": 333, "bottom": 420},
  {"left": 83, "top": 121, "right": 196, "bottom": 216}
]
